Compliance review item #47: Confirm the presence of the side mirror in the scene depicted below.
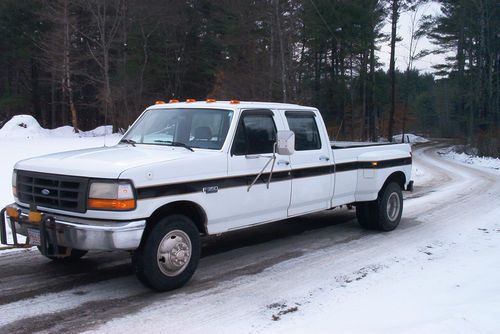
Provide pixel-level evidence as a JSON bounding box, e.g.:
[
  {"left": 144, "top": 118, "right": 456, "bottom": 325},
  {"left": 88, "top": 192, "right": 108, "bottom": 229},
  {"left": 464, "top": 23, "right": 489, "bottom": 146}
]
[{"left": 276, "top": 130, "right": 295, "bottom": 156}]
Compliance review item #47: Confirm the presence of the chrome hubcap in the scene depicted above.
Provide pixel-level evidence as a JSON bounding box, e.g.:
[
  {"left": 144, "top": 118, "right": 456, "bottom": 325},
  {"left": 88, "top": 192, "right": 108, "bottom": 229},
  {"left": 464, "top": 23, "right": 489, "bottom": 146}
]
[
  {"left": 157, "top": 230, "right": 192, "bottom": 276},
  {"left": 387, "top": 193, "right": 401, "bottom": 221},
  {"left": 387, "top": 192, "right": 401, "bottom": 221}
]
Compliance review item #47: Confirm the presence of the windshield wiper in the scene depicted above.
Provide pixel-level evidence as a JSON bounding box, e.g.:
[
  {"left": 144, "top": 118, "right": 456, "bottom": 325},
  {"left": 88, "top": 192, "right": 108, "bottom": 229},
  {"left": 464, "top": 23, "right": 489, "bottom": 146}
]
[
  {"left": 119, "top": 139, "right": 136, "bottom": 147},
  {"left": 154, "top": 140, "right": 194, "bottom": 152}
]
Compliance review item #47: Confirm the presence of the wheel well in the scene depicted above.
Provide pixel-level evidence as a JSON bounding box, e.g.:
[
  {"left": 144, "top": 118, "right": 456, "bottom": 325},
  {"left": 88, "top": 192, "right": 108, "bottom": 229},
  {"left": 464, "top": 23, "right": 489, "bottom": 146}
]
[
  {"left": 145, "top": 201, "right": 208, "bottom": 237},
  {"left": 383, "top": 171, "right": 406, "bottom": 190}
]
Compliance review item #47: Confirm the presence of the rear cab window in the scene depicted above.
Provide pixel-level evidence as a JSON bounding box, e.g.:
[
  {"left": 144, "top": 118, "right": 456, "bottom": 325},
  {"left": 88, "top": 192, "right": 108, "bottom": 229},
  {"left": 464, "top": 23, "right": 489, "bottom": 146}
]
[{"left": 285, "top": 111, "right": 322, "bottom": 151}]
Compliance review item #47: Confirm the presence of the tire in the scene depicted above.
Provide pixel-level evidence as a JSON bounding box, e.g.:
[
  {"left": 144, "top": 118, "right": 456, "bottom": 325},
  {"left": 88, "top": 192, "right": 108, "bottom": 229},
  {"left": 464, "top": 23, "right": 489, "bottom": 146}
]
[
  {"left": 37, "top": 245, "right": 88, "bottom": 262},
  {"left": 356, "top": 182, "right": 403, "bottom": 232},
  {"left": 132, "top": 215, "right": 200, "bottom": 292}
]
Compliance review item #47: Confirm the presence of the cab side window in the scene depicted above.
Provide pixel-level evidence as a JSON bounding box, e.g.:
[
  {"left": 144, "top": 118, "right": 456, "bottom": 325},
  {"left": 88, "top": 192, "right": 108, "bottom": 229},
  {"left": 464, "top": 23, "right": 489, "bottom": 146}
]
[
  {"left": 232, "top": 112, "right": 277, "bottom": 155},
  {"left": 285, "top": 112, "right": 322, "bottom": 151}
]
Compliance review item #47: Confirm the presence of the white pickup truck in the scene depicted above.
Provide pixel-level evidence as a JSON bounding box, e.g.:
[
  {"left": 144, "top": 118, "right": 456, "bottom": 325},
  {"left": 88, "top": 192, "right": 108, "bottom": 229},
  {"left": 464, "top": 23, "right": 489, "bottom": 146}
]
[{"left": 1, "top": 101, "right": 412, "bottom": 291}]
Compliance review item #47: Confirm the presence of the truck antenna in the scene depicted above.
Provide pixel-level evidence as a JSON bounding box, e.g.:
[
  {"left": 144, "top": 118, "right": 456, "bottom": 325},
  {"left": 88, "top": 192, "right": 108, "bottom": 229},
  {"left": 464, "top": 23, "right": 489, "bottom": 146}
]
[
  {"left": 103, "top": 104, "right": 108, "bottom": 147},
  {"left": 333, "top": 118, "right": 344, "bottom": 143}
]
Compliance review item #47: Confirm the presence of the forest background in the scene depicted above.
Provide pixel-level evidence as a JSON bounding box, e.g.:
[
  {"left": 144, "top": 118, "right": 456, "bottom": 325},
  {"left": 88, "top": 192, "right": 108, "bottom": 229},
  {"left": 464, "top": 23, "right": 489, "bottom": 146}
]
[{"left": 0, "top": 0, "right": 498, "bottom": 156}]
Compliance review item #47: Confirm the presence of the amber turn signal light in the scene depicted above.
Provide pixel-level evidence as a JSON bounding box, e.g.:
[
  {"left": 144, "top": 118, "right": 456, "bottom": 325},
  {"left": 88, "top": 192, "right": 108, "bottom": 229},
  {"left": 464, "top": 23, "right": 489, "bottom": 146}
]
[
  {"left": 6, "top": 207, "right": 20, "bottom": 220},
  {"left": 88, "top": 199, "right": 136, "bottom": 211},
  {"left": 28, "top": 211, "right": 42, "bottom": 223}
]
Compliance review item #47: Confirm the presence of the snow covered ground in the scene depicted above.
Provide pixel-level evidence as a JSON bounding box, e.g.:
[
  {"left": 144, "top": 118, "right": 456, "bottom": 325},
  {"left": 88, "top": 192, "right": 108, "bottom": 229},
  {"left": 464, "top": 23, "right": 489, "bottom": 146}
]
[
  {"left": 393, "top": 133, "right": 429, "bottom": 144},
  {"left": 438, "top": 146, "right": 500, "bottom": 171},
  {"left": 0, "top": 120, "right": 499, "bottom": 334},
  {"left": 374, "top": 133, "right": 429, "bottom": 144},
  {"left": 82, "top": 143, "right": 500, "bottom": 334},
  {"left": 0, "top": 115, "right": 113, "bottom": 139}
]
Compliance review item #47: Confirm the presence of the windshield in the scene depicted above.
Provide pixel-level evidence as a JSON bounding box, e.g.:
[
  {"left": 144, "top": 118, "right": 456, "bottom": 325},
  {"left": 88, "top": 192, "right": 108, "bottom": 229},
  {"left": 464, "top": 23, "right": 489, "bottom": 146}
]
[{"left": 122, "top": 108, "right": 234, "bottom": 150}]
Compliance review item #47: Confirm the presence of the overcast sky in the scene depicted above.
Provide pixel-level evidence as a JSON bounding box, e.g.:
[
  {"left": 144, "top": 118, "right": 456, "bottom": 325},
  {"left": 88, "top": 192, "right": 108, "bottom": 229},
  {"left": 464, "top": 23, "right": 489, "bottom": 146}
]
[{"left": 377, "top": 2, "right": 452, "bottom": 73}]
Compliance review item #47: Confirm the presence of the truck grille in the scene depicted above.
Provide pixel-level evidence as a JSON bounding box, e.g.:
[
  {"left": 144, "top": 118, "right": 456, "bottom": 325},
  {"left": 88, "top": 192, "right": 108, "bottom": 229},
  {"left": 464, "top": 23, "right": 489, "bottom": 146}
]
[{"left": 16, "top": 170, "right": 89, "bottom": 213}]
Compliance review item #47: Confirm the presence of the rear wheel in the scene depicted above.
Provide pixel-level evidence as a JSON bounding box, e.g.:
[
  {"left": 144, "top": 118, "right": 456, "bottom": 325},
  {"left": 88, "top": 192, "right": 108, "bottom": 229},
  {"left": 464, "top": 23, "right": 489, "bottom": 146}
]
[
  {"left": 356, "top": 182, "right": 403, "bottom": 231},
  {"left": 132, "top": 215, "right": 200, "bottom": 291},
  {"left": 37, "top": 246, "right": 88, "bottom": 262}
]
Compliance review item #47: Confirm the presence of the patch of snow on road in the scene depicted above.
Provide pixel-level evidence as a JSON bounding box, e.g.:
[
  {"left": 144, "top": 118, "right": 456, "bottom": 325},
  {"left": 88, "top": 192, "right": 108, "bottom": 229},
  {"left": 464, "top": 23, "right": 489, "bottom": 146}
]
[
  {"left": 272, "top": 207, "right": 500, "bottom": 334},
  {"left": 412, "top": 160, "right": 431, "bottom": 186},
  {"left": 438, "top": 146, "right": 500, "bottom": 171}
]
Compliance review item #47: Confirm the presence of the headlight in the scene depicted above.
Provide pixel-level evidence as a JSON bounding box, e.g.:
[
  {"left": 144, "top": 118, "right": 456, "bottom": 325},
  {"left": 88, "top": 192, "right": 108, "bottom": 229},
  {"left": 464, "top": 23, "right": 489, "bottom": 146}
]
[
  {"left": 12, "top": 170, "right": 17, "bottom": 197},
  {"left": 88, "top": 181, "right": 136, "bottom": 210}
]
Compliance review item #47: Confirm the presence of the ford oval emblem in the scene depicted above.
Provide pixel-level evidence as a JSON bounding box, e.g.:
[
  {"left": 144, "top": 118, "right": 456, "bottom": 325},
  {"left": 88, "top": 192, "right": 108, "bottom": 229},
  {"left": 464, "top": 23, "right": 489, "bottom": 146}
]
[{"left": 41, "top": 189, "right": 50, "bottom": 196}]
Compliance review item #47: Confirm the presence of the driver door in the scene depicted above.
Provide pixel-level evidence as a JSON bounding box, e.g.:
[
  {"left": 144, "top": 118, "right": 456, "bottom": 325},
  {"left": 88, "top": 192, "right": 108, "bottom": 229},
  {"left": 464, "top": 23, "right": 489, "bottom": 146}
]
[{"left": 219, "top": 109, "right": 292, "bottom": 232}]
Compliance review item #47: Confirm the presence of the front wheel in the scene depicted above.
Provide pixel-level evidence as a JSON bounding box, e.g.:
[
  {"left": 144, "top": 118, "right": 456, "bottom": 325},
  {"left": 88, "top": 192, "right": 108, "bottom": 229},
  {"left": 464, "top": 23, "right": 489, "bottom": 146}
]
[
  {"left": 356, "top": 182, "right": 403, "bottom": 231},
  {"left": 132, "top": 215, "right": 200, "bottom": 291}
]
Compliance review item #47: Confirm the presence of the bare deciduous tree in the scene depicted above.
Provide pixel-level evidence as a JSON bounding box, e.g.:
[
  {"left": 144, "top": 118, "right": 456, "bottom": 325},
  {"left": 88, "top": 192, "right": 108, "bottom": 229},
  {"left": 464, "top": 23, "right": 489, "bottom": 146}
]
[
  {"left": 38, "top": 0, "right": 79, "bottom": 132},
  {"left": 79, "top": 0, "right": 124, "bottom": 130}
]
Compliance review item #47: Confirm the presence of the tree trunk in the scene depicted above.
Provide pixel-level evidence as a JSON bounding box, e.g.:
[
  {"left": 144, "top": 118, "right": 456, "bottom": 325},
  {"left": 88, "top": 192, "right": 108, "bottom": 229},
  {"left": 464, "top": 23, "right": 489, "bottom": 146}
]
[
  {"left": 63, "top": 0, "right": 79, "bottom": 132},
  {"left": 121, "top": 0, "right": 129, "bottom": 128},
  {"left": 269, "top": 4, "right": 275, "bottom": 100},
  {"left": 387, "top": 0, "right": 399, "bottom": 142},
  {"left": 361, "top": 52, "right": 368, "bottom": 140},
  {"left": 349, "top": 52, "right": 355, "bottom": 140},
  {"left": 30, "top": 57, "right": 42, "bottom": 124},
  {"left": 50, "top": 70, "right": 56, "bottom": 128},
  {"left": 369, "top": 39, "right": 376, "bottom": 141},
  {"left": 274, "top": 0, "right": 287, "bottom": 102}
]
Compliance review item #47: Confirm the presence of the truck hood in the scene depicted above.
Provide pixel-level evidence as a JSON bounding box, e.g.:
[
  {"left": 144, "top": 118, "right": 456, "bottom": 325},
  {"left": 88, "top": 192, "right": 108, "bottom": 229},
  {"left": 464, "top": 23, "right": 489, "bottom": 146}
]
[{"left": 15, "top": 144, "right": 199, "bottom": 179}]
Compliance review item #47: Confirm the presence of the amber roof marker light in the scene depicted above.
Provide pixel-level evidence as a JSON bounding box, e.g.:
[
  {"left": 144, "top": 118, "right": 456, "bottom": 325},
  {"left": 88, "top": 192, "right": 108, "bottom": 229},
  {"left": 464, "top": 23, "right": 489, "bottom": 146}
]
[
  {"left": 155, "top": 100, "right": 166, "bottom": 104},
  {"left": 230, "top": 100, "right": 240, "bottom": 104},
  {"left": 169, "top": 99, "right": 179, "bottom": 103},
  {"left": 206, "top": 99, "right": 216, "bottom": 103},
  {"left": 186, "top": 99, "right": 197, "bottom": 103}
]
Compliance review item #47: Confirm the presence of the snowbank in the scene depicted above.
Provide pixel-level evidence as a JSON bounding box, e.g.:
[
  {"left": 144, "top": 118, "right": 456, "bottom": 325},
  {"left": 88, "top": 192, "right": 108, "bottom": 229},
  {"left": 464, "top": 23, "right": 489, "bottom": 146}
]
[
  {"left": 392, "top": 133, "right": 429, "bottom": 144},
  {"left": 438, "top": 146, "right": 500, "bottom": 171},
  {"left": 0, "top": 115, "right": 113, "bottom": 139},
  {"left": 0, "top": 115, "right": 47, "bottom": 139}
]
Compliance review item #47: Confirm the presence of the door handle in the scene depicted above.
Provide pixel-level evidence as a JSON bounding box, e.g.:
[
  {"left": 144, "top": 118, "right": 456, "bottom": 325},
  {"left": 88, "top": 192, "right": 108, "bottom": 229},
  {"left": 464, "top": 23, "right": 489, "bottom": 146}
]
[
  {"left": 277, "top": 160, "right": 290, "bottom": 166},
  {"left": 319, "top": 156, "right": 330, "bottom": 162}
]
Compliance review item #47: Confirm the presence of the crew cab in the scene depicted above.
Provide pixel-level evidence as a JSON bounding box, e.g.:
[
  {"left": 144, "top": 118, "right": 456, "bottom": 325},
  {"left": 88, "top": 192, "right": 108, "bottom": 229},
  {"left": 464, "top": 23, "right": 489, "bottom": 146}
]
[{"left": 1, "top": 101, "right": 412, "bottom": 291}]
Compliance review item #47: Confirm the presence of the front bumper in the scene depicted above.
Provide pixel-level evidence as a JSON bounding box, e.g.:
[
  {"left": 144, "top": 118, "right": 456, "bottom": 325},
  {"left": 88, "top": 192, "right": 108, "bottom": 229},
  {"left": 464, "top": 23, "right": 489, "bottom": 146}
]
[{"left": 1, "top": 204, "right": 145, "bottom": 251}]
